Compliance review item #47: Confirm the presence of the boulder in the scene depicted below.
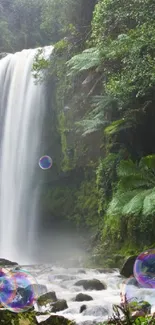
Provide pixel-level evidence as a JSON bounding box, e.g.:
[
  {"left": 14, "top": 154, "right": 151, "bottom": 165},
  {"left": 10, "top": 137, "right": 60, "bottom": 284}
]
[
  {"left": 38, "top": 291, "right": 57, "bottom": 306},
  {"left": 80, "top": 304, "right": 87, "bottom": 313},
  {"left": 75, "top": 293, "right": 93, "bottom": 302},
  {"left": 0, "top": 258, "right": 18, "bottom": 266},
  {"left": 120, "top": 256, "right": 137, "bottom": 278},
  {"left": 38, "top": 315, "right": 75, "bottom": 325},
  {"left": 50, "top": 299, "right": 68, "bottom": 312},
  {"left": 83, "top": 305, "right": 108, "bottom": 317},
  {"left": 74, "top": 279, "right": 107, "bottom": 290},
  {"left": 77, "top": 269, "right": 86, "bottom": 274}
]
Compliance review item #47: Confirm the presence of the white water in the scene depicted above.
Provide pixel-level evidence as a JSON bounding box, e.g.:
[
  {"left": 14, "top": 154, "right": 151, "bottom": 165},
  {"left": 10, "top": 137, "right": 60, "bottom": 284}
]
[
  {"left": 21, "top": 265, "right": 154, "bottom": 324},
  {"left": 0, "top": 47, "right": 53, "bottom": 263},
  {"left": 25, "top": 265, "right": 122, "bottom": 325}
]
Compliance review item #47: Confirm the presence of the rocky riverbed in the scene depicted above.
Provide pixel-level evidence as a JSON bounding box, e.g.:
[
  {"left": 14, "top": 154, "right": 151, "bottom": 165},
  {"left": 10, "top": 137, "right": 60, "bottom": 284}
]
[
  {"left": 1, "top": 260, "right": 155, "bottom": 325},
  {"left": 13, "top": 265, "right": 122, "bottom": 325}
]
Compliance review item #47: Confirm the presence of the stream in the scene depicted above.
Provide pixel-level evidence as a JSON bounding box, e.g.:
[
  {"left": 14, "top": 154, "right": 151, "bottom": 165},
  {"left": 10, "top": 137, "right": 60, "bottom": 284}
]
[{"left": 23, "top": 265, "right": 122, "bottom": 325}]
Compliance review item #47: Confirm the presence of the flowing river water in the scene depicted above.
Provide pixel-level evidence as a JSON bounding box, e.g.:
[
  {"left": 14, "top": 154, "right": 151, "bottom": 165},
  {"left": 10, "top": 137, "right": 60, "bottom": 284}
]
[{"left": 23, "top": 265, "right": 122, "bottom": 324}]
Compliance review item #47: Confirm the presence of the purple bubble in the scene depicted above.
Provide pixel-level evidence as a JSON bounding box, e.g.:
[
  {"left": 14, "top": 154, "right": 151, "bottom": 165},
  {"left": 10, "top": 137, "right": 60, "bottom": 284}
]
[
  {"left": 134, "top": 249, "right": 155, "bottom": 288},
  {"left": 1, "top": 269, "right": 37, "bottom": 313},
  {"left": 39, "top": 155, "right": 52, "bottom": 170}
]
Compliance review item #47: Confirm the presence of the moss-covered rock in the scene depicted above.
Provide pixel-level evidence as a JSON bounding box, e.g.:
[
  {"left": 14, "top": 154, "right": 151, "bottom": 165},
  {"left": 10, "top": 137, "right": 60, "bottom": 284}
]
[
  {"left": 74, "top": 278, "right": 107, "bottom": 290},
  {"left": 0, "top": 309, "right": 37, "bottom": 325},
  {"left": 38, "top": 315, "right": 75, "bottom": 325},
  {"left": 128, "top": 301, "right": 151, "bottom": 315},
  {"left": 37, "top": 292, "right": 57, "bottom": 306}
]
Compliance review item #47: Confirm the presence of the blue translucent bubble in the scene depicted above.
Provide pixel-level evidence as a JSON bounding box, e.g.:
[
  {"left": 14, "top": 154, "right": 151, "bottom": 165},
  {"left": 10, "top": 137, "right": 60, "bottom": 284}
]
[
  {"left": 39, "top": 155, "right": 52, "bottom": 170},
  {"left": 0, "top": 269, "right": 37, "bottom": 313},
  {"left": 134, "top": 249, "right": 155, "bottom": 288},
  {"left": 121, "top": 276, "right": 143, "bottom": 304},
  {"left": 0, "top": 268, "right": 16, "bottom": 306}
]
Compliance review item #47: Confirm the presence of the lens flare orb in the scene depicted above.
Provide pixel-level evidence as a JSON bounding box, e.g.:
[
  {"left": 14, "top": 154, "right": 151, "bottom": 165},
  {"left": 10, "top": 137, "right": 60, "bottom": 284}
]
[
  {"left": 134, "top": 249, "right": 155, "bottom": 288},
  {"left": 39, "top": 155, "right": 52, "bottom": 170},
  {"left": 0, "top": 269, "right": 37, "bottom": 313}
]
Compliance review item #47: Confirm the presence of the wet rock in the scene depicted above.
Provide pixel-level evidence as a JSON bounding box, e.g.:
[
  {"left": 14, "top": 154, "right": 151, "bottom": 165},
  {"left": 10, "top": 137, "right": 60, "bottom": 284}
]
[
  {"left": 75, "top": 293, "right": 93, "bottom": 302},
  {"left": 14, "top": 266, "right": 21, "bottom": 270},
  {"left": 120, "top": 255, "right": 137, "bottom": 278},
  {"left": 83, "top": 305, "right": 108, "bottom": 317},
  {"left": 50, "top": 299, "right": 68, "bottom": 312},
  {"left": 38, "top": 315, "right": 75, "bottom": 325},
  {"left": 80, "top": 305, "right": 87, "bottom": 313},
  {"left": 74, "top": 279, "right": 107, "bottom": 290},
  {"left": 38, "top": 291, "right": 57, "bottom": 306},
  {"left": 0, "top": 258, "right": 18, "bottom": 266},
  {"left": 77, "top": 269, "right": 86, "bottom": 274}
]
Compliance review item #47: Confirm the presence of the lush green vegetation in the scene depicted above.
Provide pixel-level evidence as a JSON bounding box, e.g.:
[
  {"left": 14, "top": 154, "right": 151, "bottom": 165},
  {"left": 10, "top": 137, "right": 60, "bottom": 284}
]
[{"left": 1, "top": 0, "right": 155, "bottom": 266}]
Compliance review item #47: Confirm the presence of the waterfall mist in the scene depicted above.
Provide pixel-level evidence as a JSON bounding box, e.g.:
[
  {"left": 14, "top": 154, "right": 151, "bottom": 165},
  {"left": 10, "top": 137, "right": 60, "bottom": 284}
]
[{"left": 0, "top": 47, "right": 52, "bottom": 264}]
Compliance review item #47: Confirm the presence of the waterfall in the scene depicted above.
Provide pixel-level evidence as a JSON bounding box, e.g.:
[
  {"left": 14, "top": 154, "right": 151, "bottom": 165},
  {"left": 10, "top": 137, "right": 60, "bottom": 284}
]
[{"left": 0, "top": 47, "right": 53, "bottom": 264}]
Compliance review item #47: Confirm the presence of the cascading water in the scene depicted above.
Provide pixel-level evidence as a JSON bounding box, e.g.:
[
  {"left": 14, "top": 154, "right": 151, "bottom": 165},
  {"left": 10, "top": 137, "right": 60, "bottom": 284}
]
[{"left": 0, "top": 46, "right": 53, "bottom": 264}]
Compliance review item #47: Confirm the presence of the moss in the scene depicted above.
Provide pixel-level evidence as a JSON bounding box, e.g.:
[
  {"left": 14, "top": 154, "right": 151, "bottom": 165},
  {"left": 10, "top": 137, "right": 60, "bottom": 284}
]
[
  {"left": 39, "top": 315, "right": 75, "bottom": 325},
  {"left": 0, "top": 309, "right": 37, "bottom": 325}
]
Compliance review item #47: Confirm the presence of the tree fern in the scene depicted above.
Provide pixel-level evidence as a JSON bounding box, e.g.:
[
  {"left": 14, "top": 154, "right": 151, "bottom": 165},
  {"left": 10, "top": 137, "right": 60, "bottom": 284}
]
[
  {"left": 75, "top": 95, "right": 118, "bottom": 137},
  {"left": 76, "top": 118, "right": 108, "bottom": 137},
  {"left": 107, "top": 190, "right": 139, "bottom": 217},
  {"left": 66, "top": 47, "right": 101, "bottom": 76},
  {"left": 107, "top": 155, "right": 155, "bottom": 219}
]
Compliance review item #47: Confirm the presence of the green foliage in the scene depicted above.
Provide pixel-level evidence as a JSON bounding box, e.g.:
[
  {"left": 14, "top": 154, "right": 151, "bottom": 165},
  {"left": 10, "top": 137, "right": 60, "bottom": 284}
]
[
  {"left": 90, "top": 0, "right": 155, "bottom": 104},
  {"left": 0, "top": 309, "right": 37, "bottom": 325},
  {"left": 72, "top": 177, "right": 99, "bottom": 229},
  {"left": 101, "top": 304, "right": 155, "bottom": 325},
  {"left": 32, "top": 48, "right": 52, "bottom": 81},
  {"left": 76, "top": 95, "right": 118, "bottom": 137},
  {"left": 41, "top": 170, "right": 99, "bottom": 232},
  {"left": 96, "top": 153, "right": 119, "bottom": 216},
  {"left": 106, "top": 155, "right": 155, "bottom": 244},
  {"left": 66, "top": 47, "right": 101, "bottom": 76}
]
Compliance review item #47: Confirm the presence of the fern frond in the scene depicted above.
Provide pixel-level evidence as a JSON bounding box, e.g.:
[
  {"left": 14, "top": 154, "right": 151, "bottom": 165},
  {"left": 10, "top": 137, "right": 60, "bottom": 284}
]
[
  {"left": 122, "top": 189, "right": 152, "bottom": 216},
  {"left": 66, "top": 47, "right": 100, "bottom": 76},
  {"left": 104, "top": 118, "right": 133, "bottom": 135},
  {"left": 76, "top": 118, "right": 109, "bottom": 137},
  {"left": 107, "top": 190, "right": 139, "bottom": 217},
  {"left": 91, "top": 95, "right": 118, "bottom": 111},
  {"left": 140, "top": 155, "right": 155, "bottom": 170},
  {"left": 107, "top": 155, "right": 155, "bottom": 219},
  {"left": 143, "top": 189, "right": 155, "bottom": 216},
  {"left": 117, "top": 160, "right": 139, "bottom": 177}
]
